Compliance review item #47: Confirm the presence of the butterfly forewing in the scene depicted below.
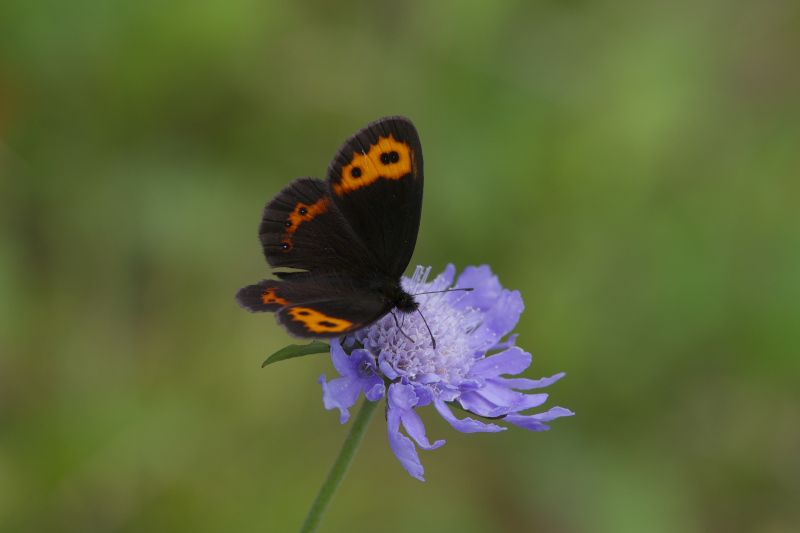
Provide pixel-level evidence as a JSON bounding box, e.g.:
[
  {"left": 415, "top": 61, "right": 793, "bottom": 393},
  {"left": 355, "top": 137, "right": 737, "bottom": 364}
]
[
  {"left": 259, "top": 177, "right": 374, "bottom": 276},
  {"left": 327, "top": 117, "right": 424, "bottom": 279}
]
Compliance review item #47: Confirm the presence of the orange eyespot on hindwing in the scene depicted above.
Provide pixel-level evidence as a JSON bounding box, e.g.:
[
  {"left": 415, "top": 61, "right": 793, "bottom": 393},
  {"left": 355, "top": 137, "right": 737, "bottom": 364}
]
[
  {"left": 334, "top": 134, "right": 414, "bottom": 196},
  {"left": 235, "top": 281, "right": 292, "bottom": 313},
  {"left": 285, "top": 307, "right": 355, "bottom": 333},
  {"left": 260, "top": 286, "right": 290, "bottom": 307}
]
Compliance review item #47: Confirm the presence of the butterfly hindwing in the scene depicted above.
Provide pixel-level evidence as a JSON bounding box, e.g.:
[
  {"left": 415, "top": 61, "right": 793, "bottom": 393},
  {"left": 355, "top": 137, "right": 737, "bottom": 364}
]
[
  {"left": 258, "top": 176, "right": 374, "bottom": 276},
  {"left": 277, "top": 297, "right": 390, "bottom": 338},
  {"left": 237, "top": 273, "right": 392, "bottom": 337},
  {"left": 235, "top": 280, "right": 294, "bottom": 312},
  {"left": 327, "top": 117, "right": 423, "bottom": 279}
]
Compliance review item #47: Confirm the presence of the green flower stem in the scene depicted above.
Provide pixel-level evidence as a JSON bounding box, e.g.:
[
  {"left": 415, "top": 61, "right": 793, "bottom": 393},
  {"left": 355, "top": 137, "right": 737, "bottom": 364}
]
[{"left": 299, "top": 397, "right": 380, "bottom": 533}]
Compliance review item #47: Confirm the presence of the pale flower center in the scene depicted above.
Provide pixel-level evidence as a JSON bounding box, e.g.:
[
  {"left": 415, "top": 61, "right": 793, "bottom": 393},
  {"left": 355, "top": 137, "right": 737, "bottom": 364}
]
[{"left": 356, "top": 267, "right": 484, "bottom": 384}]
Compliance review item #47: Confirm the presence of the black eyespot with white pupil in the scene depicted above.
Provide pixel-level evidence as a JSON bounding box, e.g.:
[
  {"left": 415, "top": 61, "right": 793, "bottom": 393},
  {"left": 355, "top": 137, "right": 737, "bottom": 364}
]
[
  {"left": 351, "top": 167, "right": 362, "bottom": 178},
  {"left": 284, "top": 221, "right": 292, "bottom": 228},
  {"left": 298, "top": 207, "right": 308, "bottom": 215},
  {"left": 380, "top": 151, "right": 400, "bottom": 165}
]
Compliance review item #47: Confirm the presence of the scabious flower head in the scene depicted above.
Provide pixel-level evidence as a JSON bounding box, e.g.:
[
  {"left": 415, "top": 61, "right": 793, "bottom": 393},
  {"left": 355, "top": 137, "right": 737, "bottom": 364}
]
[{"left": 318, "top": 265, "right": 574, "bottom": 480}]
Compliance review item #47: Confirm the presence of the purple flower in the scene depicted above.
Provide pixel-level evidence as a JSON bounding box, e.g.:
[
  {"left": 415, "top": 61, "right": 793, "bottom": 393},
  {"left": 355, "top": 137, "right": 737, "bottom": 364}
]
[{"left": 319, "top": 265, "right": 574, "bottom": 480}]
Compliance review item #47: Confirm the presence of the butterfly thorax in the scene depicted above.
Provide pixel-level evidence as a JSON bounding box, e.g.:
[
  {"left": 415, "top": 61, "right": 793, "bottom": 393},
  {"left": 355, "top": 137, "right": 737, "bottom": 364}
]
[{"left": 386, "top": 284, "right": 418, "bottom": 314}]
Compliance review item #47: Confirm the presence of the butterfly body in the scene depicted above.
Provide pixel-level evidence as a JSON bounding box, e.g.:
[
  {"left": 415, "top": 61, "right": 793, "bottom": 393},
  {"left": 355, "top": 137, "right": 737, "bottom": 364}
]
[{"left": 236, "top": 117, "right": 423, "bottom": 338}]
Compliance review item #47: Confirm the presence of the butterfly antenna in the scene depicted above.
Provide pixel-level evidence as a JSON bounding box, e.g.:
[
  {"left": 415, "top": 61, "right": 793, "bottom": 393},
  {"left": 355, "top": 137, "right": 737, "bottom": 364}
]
[
  {"left": 413, "top": 287, "right": 474, "bottom": 296},
  {"left": 416, "top": 308, "right": 436, "bottom": 350},
  {"left": 391, "top": 310, "right": 415, "bottom": 344}
]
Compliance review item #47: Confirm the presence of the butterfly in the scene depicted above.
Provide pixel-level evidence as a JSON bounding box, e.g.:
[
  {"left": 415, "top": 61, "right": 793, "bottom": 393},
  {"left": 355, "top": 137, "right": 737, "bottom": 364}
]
[{"left": 236, "top": 116, "right": 424, "bottom": 339}]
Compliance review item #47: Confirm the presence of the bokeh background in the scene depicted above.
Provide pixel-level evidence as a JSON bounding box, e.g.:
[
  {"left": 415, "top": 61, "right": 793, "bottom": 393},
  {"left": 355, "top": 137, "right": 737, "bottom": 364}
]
[{"left": 2, "top": 0, "right": 799, "bottom": 531}]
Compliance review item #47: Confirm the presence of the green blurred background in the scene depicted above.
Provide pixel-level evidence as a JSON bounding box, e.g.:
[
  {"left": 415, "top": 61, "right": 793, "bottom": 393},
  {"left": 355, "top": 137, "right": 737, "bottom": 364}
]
[{"left": 2, "top": 0, "right": 799, "bottom": 531}]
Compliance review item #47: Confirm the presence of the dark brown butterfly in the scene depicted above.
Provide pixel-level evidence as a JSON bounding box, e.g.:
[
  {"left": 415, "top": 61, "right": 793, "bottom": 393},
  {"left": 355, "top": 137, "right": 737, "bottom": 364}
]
[{"left": 236, "top": 117, "right": 424, "bottom": 338}]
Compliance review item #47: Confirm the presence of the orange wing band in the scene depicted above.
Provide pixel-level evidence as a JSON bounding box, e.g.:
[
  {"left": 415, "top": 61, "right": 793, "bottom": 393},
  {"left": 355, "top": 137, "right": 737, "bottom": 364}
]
[
  {"left": 286, "top": 197, "right": 330, "bottom": 237},
  {"left": 334, "top": 134, "right": 413, "bottom": 196},
  {"left": 260, "top": 287, "right": 290, "bottom": 307},
  {"left": 285, "top": 307, "right": 355, "bottom": 333},
  {"left": 281, "top": 197, "right": 331, "bottom": 252}
]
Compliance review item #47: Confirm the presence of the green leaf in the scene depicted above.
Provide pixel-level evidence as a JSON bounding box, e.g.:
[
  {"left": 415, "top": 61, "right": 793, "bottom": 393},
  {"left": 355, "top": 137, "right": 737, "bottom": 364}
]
[{"left": 262, "top": 341, "right": 330, "bottom": 368}]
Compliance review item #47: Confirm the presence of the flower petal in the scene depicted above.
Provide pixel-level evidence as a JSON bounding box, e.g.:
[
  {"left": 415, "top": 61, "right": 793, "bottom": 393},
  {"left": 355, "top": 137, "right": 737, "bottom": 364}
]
[
  {"left": 388, "top": 382, "right": 418, "bottom": 410},
  {"left": 319, "top": 349, "right": 384, "bottom": 423},
  {"left": 365, "top": 382, "right": 386, "bottom": 402},
  {"left": 433, "top": 398, "right": 506, "bottom": 433},
  {"left": 470, "top": 347, "right": 531, "bottom": 378},
  {"left": 482, "top": 289, "right": 524, "bottom": 342},
  {"left": 491, "top": 333, "right": 518, "bottom": 351},
  {"left": 329, "top": 339, "right": 353, "bottom": 375},
  {"left": 505, "top": 407, "right": 575, "bottom": 431},
  {"left": 387, "top": 413, "right": 426, "bottom": 480},
  {"left": 379, "top": 358, "right": 401, "bottom": 380},
  {"left": 498, "top": 372, "right": 566, "bottom": 391},
  {"left": 387, "top": 384, "right": 445, "bottom": 481},
  {"left": 402, "top": 407, "right": 445, "bottom": 451},
  {"left": 389, "top": 386, "right": 444, "bottom": 453},
  {"left": 452, "top": 265, "right": 503, "bottom": 311},
  {"left": 319, "top": 374, "right": 361, "bottom": 423},
  {"left": 458, "top": 385, "right": 548, "bottom": 417}
]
